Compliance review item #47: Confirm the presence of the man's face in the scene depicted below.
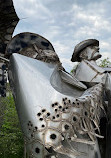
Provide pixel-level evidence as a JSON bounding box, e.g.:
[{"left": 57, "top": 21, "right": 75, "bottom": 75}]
[
  {"left": 80, "top": 45, "right": 101, "bottom": 61},
  {"left": 88, "top": 45, "right": 101, "bottom": 60}
]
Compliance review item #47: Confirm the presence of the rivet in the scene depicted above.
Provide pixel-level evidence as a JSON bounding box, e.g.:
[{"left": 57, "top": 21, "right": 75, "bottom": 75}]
[
  {"left": 50, "top": 134, "right": 57, "bottom": 140},
  {"left": 41, "top": 124, "right": 45, "bottom": 128},
  {"left": 54, "top": 102, "right": 58, "bottom": 105},
  {"left": 35, "top": 126, "right": 38, "bottom": 130},
  {"left": 52, "top": 104, "right": 54, "bottom": 107},
  {"left": 64, "top": 124, "right": 69, "bottom": 130},
  {"left": 35, "top": 147, "right": 40, "bottom": 154},
  {"left": 37, "top": 113, "right": 41, "bottom": 116},
  {"left": 55, "top": 109, "right": 57, "bottom": 112},
  {"left": 63, "top": 98, "right": 65, "bottom": 101},
  {"left": 73, "top": 116, "right": 77, "bottom": 122},
  {"left": 47, "top": 112, "right": 50, "bottom": 116},
  {"left": 42, "top": 109, "right": 46, "bottom": 112},
  {"left": 56, "top": 114, "right": 59, "bottom": 118},
  {"left": 39, "top": 118, "right": 43, "bottom": 121}
]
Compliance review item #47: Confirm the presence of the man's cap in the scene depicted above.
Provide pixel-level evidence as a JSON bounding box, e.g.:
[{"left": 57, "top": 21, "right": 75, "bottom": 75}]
[{"left": 71, "top": 39, "right": 99, "bottom": 62}]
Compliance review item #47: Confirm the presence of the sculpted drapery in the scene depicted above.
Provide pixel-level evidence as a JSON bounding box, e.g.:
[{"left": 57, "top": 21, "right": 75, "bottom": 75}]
[{"left": 0, "top": 1, "right": 111, "bottom": 158}]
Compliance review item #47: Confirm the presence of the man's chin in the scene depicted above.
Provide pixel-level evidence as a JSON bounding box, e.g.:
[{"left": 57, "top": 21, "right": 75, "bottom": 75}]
[{"left": 92, "top": 54, "right": 102, "bottom": 60}]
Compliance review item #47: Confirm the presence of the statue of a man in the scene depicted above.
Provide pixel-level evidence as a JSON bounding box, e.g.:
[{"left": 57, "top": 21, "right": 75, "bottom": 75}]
[
  {"left": 71, "top": 39, "right": 111, "bottom": 158},
  {"left": 71, "top": 39, "right": 105, "bottom": 84}
]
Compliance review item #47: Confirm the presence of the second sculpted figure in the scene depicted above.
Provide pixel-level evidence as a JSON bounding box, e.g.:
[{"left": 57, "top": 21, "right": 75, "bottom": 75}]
[{"left": 71, "top": 39, "right": 111, "bottom": 158}]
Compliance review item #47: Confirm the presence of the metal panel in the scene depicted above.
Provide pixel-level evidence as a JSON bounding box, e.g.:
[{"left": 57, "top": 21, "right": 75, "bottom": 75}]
[{"left": 8, "top": 54, "right": 103, "bottom": 157}]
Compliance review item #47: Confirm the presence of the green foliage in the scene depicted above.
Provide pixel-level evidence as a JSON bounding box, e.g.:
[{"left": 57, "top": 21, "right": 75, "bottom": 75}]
[
  {"left": 70, "top": 63, "right": 79, "bottom": 74},
  {"left": 70, "top": 68, "right": 75, "bottom": 74},
  {"left": 99, "top": 57, "right": 111, "bottom": 67},
  {"left": 0, "top": 94, "right": 24, "bottom": 158}
]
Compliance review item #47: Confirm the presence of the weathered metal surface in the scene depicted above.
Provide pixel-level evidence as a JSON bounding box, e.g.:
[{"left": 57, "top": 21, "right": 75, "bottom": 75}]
[
  {"left": 5, "top": 32, "right": 55, "bottom": 57},
  {"left": 71, "top": 39, "right": 100, "bottom": 62},
  {"left": 75, "top": 60, "right": 105, "bottom": 83},
  {"left": 0, "top": 0, "right": 19, "bottom": 96},
  {"left": 0, "top": 0, "right": 110, "bottom": 157},
  {"left": 0, "top": 62, "right": 7, "bottom": 97},
  {"left": 71, "top": 39, "right": 111, "bottom": 158},
  {"left": 0, "top": 0, "right": 19, "bottom": 54},
  {"left": 104, "top": 73, "right": 111, "bottom": 158},
  {"left": 8, "top": 53, "right": 104, "bottom": 158}
]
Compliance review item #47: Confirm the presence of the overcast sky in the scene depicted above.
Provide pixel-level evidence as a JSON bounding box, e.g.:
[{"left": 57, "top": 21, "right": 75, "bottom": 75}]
[{"left": 13, "top": 0, "right": 111, "bottom": 72}]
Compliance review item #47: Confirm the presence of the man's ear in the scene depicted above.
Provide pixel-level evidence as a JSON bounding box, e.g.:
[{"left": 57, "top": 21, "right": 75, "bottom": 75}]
[{"left": 79, "top": 48, "right": 88, "bottom": 60}]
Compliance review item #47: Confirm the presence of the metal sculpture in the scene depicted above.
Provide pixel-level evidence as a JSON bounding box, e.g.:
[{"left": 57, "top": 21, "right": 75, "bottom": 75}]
[
  {"left": 0, "top": 0, "right": 110, "bottom": 158},
  {"left": 71, "top": 39, "right": 111, "bottom": 158},
  {"left": 0, "top": 0, "right": 19, "bottom": 97}
]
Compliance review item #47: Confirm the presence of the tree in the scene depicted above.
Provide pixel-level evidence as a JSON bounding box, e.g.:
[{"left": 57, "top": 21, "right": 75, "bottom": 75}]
[{"left": 98, "top": 57, "right": 111, "bottom": 67}]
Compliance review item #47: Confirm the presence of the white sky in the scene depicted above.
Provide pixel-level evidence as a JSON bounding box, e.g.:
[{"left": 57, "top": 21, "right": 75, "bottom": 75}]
[{"left": 13, "top": 0, "right": 111, "bottom": 72}]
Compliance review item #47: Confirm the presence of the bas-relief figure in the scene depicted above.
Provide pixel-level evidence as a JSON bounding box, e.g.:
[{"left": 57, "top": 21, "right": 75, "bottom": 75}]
[{"left": 0, "top": 0, "right": 111, "bottom": 158}]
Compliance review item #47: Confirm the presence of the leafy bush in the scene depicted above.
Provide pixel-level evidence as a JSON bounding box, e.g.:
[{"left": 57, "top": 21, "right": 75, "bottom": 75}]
[
  {"left": 98, "top": 57, "right": 111, "bottom": 67},
  {"left": 0, "top": 94, "right": 24, "bottom": 158}
]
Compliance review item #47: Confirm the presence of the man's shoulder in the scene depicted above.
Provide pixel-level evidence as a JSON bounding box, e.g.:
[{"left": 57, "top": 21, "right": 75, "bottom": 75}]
[
  {"left": 75, "top": 60, "right": 105, "bottom": 83},
  {"left": 84, "top": 60, "right": 105, "bottom": 73},
  {"left": 103, "top": 64, "right": 111, "bottom": 72}
]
